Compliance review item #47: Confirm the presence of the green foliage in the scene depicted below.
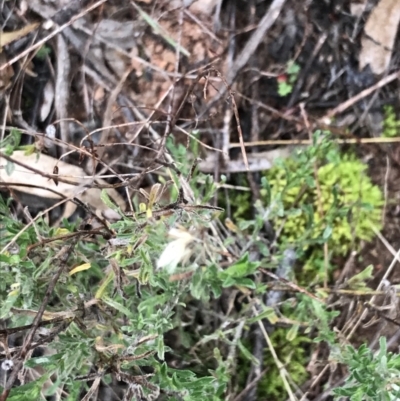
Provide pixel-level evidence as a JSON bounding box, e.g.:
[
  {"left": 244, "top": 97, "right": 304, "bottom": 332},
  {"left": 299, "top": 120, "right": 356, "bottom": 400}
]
[
  {"left": 0, "top": 140, "right": 271, "bottom": 399},
  {"left": 0, "top": 148, "right": 251, "bottom": 400},
  {"left": 0, "top": 128, "right": 22, "bottom": 156},
  {"left": 383, "top": 105, "right": 400, "bottom": 138},
  {"left": 333, "top": 337, "right": 400, "bottom": 401},
  {"left": 35, "top": 45, "right": 52, "bottom": 60},
  {"left": 219, "top": 133, "right": 389, "bottom": 400},
  {"left": 0, "top": 374, "right": 51, "bottom": 401},
  {"left": 264, "top": 138, "right": 383, "bottom": 256},
  {"left": 346, "top": 264, "right": 374, "bottom": 291},
  {"left": 277, "top": 61, "right": 301, "bottom": 97},
  {"left": 295, "top": 295, "right": 339, "bottom": 344},
  {"left": 235, "top": 329, "right": 309, "bottom": 401},
  {"left": 258, "top": 329, "right": 310, "bottom": 400},
  {"left": 261, "top": 133, "right": 382, "bottom": 283},
  {"left": 0, "top": 131, "right": 392, "bottom": 401},
  {"left": 228, "top": 132, "right": 383, "bottom": 265},
  {"left": 231, "top": 190, "right": 253, "bottom": 221},
  {"left": 237, "top": 294, "right": 341, "bottom": 401}
]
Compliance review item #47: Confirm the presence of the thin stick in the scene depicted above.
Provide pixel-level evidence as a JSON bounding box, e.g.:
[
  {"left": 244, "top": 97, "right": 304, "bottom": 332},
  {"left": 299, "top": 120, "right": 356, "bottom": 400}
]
[
  {"left": 253, "top": 305, "right": 297, "bottom": 401},
  {"left": 55, "top": 34, "right": 70, "bottom": 151},
  {"left": 382, "top": 156, "right": 390, "bottom": 226},
  {"left": 194, "top": 0, "right": 288, "bottom": 127},
  {"left": 229, "top": 136, "right": 400, "bottom": 148},
  {"left": 226, "top": 0, "right": 288, "bottom": 85},
  {"left": 370, "top": 224, "right": 400, "bottom": 263},
  {"left": 322, "top": 70, "right": 400, "bottom": 119},
  {"left": 259, "top": 268, "right": 323, "bottom": 302},
  {"left": 211, "top": 68, "right": 249, "bottom": 170},
  {"left": 347, "top": 246, "right": 400, "bottom": 340},
  {"left": 300, "top": 103, "right": 329, "bottom": 288}
]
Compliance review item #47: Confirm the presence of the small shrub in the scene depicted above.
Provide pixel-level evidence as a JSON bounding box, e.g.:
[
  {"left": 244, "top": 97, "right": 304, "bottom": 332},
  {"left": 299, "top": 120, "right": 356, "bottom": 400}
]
[
  {"left": 277, "top": 61, "right": 301, "bottom": 97},
  {"left": 333, "top": 337, "right": 400, "bottom": 401}
]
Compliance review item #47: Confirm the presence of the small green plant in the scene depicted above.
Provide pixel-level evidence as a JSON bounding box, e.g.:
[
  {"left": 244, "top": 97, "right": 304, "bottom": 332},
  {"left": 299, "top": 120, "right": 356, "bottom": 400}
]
[
  {"left": 0, "top": 127, "right": 21, "bottom": 155},
  {"left": 333, "top": 337, "right": 400, "bottom": 401},
  {"left": 265, "top": 150, "right": 383, "bottom": 256},
  {"left": 35, "top": 44, "right": 52, "bottom": 60},
  {"left": 277, "top": 60, "right": 301, "bottom": 97},
  {"left": 263, "top": 133, "right": 383, "bottom": 283},
  {"left": 383, "top": 105, "right": 400, "bottom": 137}
]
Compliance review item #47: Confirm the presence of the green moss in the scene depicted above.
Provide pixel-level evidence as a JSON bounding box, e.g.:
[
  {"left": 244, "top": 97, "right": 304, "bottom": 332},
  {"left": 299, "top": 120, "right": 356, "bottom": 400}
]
[
  {"left": 265, "top": 152, "right": 383, "bottom": 256},
  {"left": 227, "top": 139, "right": 383, "bottom": 395},
  {"left": 383, "top": 105, "right": 400, "bottom": 138},
  {"left": 223, "top": 136, "right": 384, "bottom": 398},
  {"left": 221, "top": 175, "right": 253, "bottom": 221},
  {"left": 225, "top": 136, "right": 383, "bottom": 284},
  {"left": 236, "top": 329, "right": 310, "bottom": 401},
  {"left": 259, "top": 329, "right": 310, "bottom": 400},
  {"left": 227, "top": 142, "right": 383, "bottom": 259}
]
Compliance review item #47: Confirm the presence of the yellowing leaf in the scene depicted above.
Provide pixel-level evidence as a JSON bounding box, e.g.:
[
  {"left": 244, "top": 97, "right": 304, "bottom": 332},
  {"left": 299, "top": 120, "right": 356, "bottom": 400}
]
[
  {"left": 225, "top": 218, "right": 239, "bottom": 233},
  {"left": 286, "top": 324, "right": 299, "bottom": 342},
  {"left": 0, "top": 23, "right": 40, "bottom": 48},
  {"left": 148, "top": 183, "right": 162, "bottom": 208},
  {"left": 123, "top": 268, "right": 140, "bottom": 278},
  {"left": 346, "top": 265, "right": 374, "bottom": 290},
  {"left": 95, "top": 336, "right": 125, "bottom": 353},
  {"left": 95, "top": 270, "right": 114, "bottom": 299},
  {"left": 234, "top": 285, "right": 252, "bottom": 296},
  {"left": 54, "top": 228, "right": 70, "bottom": 236},
  {"left": 69, "top": 263, "right": 91, "bottom": 276}
]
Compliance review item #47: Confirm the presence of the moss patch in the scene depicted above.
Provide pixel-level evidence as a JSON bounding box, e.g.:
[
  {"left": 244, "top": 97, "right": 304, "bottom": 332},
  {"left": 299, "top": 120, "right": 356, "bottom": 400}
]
[{"left": 265, "top": 153, "right": 383, "bottom": 256}]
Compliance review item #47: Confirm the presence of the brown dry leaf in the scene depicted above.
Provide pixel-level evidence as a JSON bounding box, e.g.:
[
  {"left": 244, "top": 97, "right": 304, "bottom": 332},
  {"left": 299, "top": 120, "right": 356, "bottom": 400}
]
[
  {"left": 0, "top": 23, "right": 39, "bottom": 93},
  {"left": 359, "top": 0, "right": 400, "bottom": 74},
  {"left": 0, "top": 22, "right": 40, "bottom": 48},
  {"left": 0, "top": 151, "right": 126, "bottom": 220}
]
